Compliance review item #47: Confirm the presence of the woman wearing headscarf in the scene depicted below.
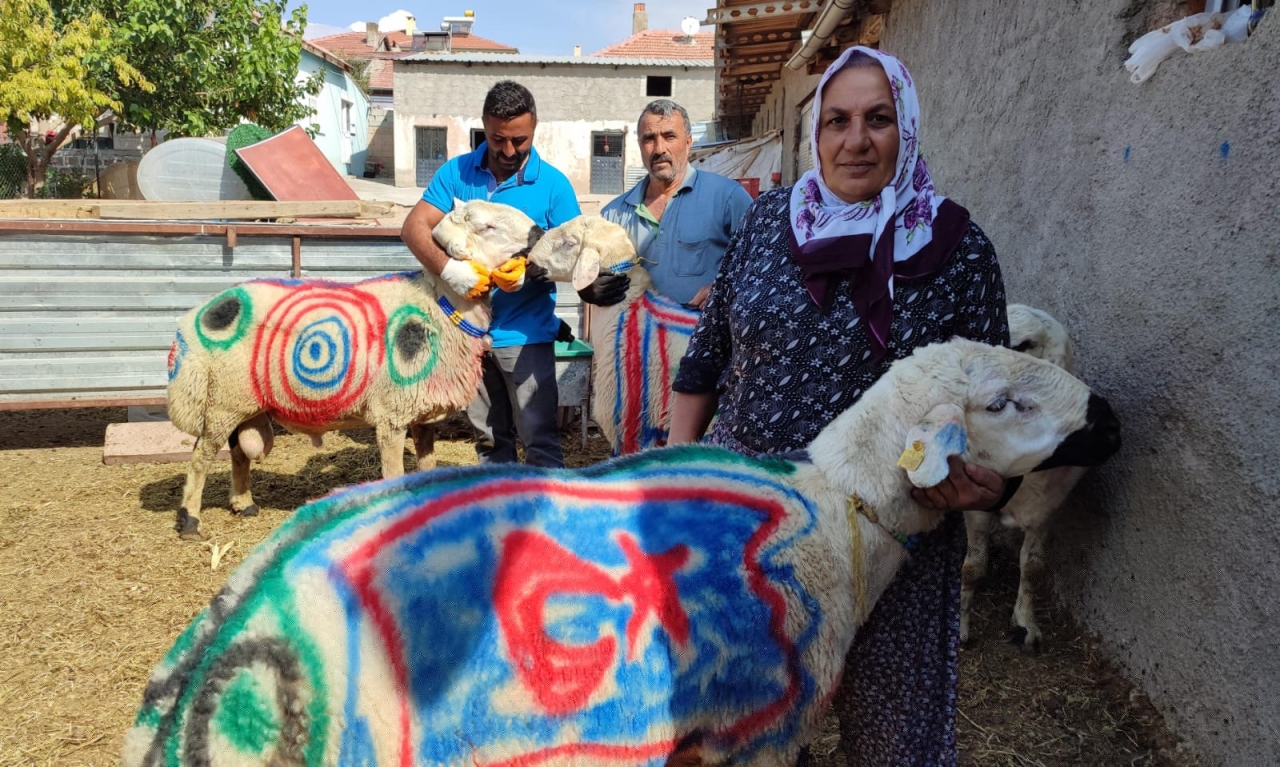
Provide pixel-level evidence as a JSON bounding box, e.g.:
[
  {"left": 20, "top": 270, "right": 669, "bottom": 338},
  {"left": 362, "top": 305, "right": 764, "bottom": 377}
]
[{"left": 669, "top": 46, "right": 1013, "bottom": 764}]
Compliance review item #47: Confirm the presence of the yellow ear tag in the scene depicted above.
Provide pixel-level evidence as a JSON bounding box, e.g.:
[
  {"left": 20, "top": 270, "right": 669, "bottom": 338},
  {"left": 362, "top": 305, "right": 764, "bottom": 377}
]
[{"left": 897, "top": 440, "right": 926, "bottom": 471}]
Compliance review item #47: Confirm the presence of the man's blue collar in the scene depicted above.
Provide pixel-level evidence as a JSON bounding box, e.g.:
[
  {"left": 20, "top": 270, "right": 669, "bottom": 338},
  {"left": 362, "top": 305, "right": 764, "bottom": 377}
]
[{"left": 623, "top": 165, "right": 699, "bottom": 206}]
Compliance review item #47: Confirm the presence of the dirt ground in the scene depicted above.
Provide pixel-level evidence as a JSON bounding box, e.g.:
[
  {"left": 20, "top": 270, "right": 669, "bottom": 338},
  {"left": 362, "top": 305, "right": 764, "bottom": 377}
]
[{"left": 0, "top": 408, "right": 1196, "bottom": 766}]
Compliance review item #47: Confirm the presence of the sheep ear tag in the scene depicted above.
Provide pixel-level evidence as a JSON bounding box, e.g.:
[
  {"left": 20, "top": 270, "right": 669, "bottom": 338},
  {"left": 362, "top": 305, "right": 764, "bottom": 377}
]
[
  {"left": 901, "top": 403, "right": 968, "bottom": 488},
  {"left": 897, "top": 441, "right": 926, "bottom": 471},
  {"left": 571, "top": 246, "right": 603, "bottom": 292}
]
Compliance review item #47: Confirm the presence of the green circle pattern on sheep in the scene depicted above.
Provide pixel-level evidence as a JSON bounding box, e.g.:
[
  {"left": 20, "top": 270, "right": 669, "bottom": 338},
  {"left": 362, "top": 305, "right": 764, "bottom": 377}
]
[
  {"left": 195, "top": 286, "right": 254, "bottom": 352},
  {"left": 385, "top": 304, "right": 439, "bottom": 387}
]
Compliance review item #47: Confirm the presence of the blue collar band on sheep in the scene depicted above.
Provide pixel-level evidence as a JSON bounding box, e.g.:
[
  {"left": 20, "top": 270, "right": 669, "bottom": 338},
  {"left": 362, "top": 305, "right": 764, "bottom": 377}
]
[{"left": 436, "top": 295, "right": 489, "bottom": 338}]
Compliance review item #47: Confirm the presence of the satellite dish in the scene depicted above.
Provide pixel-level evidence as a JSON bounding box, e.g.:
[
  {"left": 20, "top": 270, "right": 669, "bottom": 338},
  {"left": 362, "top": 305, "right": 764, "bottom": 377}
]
[{"left": 680, "top": 16, "right": 700, "bottom": 38}]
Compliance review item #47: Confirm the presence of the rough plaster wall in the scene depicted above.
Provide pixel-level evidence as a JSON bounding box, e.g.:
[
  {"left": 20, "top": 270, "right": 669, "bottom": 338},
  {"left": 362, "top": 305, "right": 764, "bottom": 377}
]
[
  {"left": 392, "top": 63, "right": 714, "bottom": 189},
  {"left": 394, "top": 63, "right": 714, "bottom": 121},
  {"left": 879, "top": 4, "right": 1280, "bottom": 764}
]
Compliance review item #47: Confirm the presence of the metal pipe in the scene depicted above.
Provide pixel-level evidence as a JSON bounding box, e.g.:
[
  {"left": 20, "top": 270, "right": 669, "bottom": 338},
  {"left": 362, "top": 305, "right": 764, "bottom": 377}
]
[{"left": 785, "top": 0, "right": 858, "bottom": 70}]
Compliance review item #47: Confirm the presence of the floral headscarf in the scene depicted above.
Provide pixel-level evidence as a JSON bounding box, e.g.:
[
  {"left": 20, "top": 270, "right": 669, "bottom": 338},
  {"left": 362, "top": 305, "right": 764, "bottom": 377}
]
[{"left": 788, "top": 46, "right": 969, "bottom": 358}]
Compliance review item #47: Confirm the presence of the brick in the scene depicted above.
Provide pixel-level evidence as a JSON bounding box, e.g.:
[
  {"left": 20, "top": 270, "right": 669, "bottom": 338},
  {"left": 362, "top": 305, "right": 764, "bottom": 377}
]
[{"left": 102, "top": 421, "right": 229, "bottom": 465}]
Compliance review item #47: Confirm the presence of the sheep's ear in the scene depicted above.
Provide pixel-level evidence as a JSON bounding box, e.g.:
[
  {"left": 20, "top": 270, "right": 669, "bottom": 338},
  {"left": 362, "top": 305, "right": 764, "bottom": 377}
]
[
  {"left": 899, "top": 403, "right": 968, "bottom": 488},
  {"left": 571, "top": 246, "right": 602, "bottom": 291},
  {"left": 451, "top": 197, "right": 466, "bottom": 213}
]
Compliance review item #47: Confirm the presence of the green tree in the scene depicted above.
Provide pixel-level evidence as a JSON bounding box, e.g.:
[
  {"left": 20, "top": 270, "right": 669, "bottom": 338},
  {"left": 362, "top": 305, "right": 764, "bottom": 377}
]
[
  {"left": 0, "top": 0, "right": 150, "bottom": 194},
  {"left": 70, "top": 0, "right": 324, "bottom": 137}
]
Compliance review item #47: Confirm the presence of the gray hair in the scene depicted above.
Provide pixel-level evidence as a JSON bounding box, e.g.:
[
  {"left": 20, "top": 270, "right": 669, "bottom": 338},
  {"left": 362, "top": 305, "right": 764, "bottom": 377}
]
[{"left": 638, "top": 99, "right": 692, "bottom": 138}]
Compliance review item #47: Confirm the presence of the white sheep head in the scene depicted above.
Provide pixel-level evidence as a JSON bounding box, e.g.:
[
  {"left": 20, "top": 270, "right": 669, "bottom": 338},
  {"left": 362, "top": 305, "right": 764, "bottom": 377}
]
[
  {"left": 891, "top": 339, "right": 1118, "bottom": 492},
  {"left": 1008, "top": 303, "right": 1075, "bottom": 372},
  {"left": 432, "top": 199, "right": 544, "bottom": 270},
  {"left": 527, "top": 215, "right": 638, "bottom": 291}
]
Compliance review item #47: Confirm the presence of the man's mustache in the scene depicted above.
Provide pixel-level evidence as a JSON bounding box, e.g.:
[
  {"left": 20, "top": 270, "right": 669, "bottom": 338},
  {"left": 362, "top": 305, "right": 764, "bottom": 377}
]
[{"left": 651, "top": 154, "right": 673, "bottom": 165}]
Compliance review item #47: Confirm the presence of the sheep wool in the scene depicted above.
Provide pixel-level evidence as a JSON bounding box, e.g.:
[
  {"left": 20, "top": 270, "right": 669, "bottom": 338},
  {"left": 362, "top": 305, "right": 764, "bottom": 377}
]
[
  {"left": 165, "top": 198, "right": 537, "bottom": 540},
  {"left": 130, "top": 337, "right": 1121, "bottom": 765},
  {"left": 123, "top": 448, "right": 847, "bottom": 767},
  {"left": 167, "top": 273, "right": 484, "bottom": 436},
  {"left": 602, "top": 288, "right": 700, "bottom": 454}
]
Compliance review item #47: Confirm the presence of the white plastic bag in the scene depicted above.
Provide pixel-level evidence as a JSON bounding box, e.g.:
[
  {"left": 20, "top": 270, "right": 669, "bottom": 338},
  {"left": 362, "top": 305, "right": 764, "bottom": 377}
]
[
  {"left": 1124, "top": 7, "right": 1253, "bottom": 84},
  {"left": 1126, "top": 27, "right": 1182, "bottom": 83}
]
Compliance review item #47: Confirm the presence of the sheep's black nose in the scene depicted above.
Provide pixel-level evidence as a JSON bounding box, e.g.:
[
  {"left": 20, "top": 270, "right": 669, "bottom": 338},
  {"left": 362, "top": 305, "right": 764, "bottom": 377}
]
[{"left": 1033, "top": 393, "right": 1122, "bottom": 470}]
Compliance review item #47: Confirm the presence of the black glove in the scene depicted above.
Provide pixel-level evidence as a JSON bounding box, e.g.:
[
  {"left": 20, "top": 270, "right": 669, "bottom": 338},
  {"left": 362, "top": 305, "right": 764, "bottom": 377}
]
[
  {"left": 577, "top": 272, "right": 630, "bottom": 307},
  {"left": 525, "top": 261, "right": 551, "bottom": 285},
  {"left": 556, "top": 319, "right": 576, "bottom": 343}
]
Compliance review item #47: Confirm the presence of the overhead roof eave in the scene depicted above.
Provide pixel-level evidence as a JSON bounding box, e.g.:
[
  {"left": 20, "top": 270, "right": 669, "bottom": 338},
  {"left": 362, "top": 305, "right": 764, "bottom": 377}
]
[{"left": 708, "top": 0, "right": 893, "bottom": 139}]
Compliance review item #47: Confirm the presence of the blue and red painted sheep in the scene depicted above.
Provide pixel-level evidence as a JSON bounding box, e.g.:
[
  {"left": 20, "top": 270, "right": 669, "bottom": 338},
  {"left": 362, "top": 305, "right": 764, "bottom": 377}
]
[{"left": 126, "top": 337, "right": 1120, "bottom": 765}]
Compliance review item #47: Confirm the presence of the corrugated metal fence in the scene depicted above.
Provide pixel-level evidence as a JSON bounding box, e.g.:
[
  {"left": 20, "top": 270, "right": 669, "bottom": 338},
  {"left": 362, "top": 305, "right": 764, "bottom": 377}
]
[{"left": 0, "top": 221, "right": 583, "bottom": 409}]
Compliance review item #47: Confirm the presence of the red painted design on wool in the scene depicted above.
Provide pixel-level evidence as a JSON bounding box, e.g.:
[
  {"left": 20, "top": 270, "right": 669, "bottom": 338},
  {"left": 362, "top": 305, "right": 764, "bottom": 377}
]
[
  {"left": 341, "top": 478, "right": 803, "bottom": 766},
  {"left": 494, "top": 530, "right": 689, "bottom": 715},
  {"left": 249, "top": 285, "right": 386, "bottom": 425}
]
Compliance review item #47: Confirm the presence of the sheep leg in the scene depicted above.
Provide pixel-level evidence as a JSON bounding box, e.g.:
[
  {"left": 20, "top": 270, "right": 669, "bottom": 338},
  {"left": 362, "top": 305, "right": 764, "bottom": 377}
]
[
  {"left": 177, "top": 426, "right": 233, "bottom": 541},
  {"left": 227, "top": 439, "right": 258, "bottom": 518},
  {"left": 960, "top": 509, "right": 993, "bottom": 645},
  {"left": 375, "top": 424, "right": 408, "bottom": 479},
  {"left": 410, "top": 423, "right": 436, "bottom": 471},
  {"left": 1011, "top": 524, "right": 1048, "bottom": 653}
]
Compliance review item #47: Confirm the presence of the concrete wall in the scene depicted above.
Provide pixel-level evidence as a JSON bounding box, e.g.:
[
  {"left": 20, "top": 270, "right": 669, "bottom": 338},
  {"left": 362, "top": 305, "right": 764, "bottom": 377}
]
[
  {"left": 392, "top": 62, "right": 715, "bottom": 191},
  {"left": 861, "top": 4, "right": 1278, "bottom": 765},
  {"left": 366, "top": 106, "right": 394, "bottom": 177}
]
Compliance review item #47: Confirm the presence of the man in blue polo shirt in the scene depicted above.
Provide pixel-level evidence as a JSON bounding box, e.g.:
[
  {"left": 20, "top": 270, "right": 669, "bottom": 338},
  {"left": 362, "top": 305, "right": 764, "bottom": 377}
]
[
  {"left": 582, "top": 99, "right": 753, "bottom": 309},
  {"left": 401, "top": 80, "right": 580, "bottom": 468}
]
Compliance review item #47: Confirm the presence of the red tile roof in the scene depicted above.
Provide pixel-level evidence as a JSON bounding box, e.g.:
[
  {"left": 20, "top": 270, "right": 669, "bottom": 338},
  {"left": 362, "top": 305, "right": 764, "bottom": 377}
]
[
  {"left": 312, "top": 29, "right": 518, "bottom": 60},
  {"left": 591, "top": 29, "right": 714, "bottom": 60},
  {"left": 452, "top": 32, "right": 520, "bottom": 53}
]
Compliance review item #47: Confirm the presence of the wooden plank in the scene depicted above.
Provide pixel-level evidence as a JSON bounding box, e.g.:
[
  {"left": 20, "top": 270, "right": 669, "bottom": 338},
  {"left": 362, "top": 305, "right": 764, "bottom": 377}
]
[
  {"left": 0, "top": 201, "right": 100, "bottom": 219},
  {"left": 0, "top": 199, "right": 394, "bottom": 221},
  {"left": 0, "top": 394, "right": 167, "bottom": 411},
  {"left": 103, "top": 420, "right": 229, "bottom": 465},
  {"left": 95, "top": 200, "right": 395, "bottom": 220},
  {"left": 0, "top": 219, "right": 404, "bottom": 238}
]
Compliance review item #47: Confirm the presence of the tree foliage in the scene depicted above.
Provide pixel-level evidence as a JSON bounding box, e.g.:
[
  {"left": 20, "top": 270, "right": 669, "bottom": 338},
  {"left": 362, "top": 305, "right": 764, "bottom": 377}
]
[
  {"left": 0, "top": 0, "right": 150, "bottom": 192},
  {"left": 0, "top": 0, "right": 324, "bottom": 195},
  {"left": 73, "top": 0, "right": 325, "bottom": 137}
]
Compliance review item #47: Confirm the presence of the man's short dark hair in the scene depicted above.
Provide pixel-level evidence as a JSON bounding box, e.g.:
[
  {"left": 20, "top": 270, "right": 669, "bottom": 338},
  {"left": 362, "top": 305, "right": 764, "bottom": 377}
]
[{"left": 483, "top": 81, "right": 537, "bottom": 121}]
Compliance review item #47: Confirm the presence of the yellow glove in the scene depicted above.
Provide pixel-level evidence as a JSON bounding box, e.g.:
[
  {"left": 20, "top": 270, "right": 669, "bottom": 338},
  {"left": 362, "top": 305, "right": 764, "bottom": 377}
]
[
  {"left": 491, "top": 256, "right": 529, "bottom": 292},
  {"left": 441, "top": 258, "right": 492, "bottom": 300}
]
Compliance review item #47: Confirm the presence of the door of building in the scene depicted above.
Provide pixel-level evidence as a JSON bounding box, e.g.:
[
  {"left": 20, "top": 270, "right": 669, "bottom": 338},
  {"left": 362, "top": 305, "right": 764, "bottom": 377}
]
[
  {"left": 590, "top": 131, "right": 625, "bottom": 195},
  {"left": 415, "top": 127, "right": 448, "bottom": 186}
]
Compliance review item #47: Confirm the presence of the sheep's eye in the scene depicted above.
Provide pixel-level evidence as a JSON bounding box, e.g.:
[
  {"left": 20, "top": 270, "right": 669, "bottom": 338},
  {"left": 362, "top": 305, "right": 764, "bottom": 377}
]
[
  {"left": 986, "top": 397, "right": 1009, "bottom": 413},
  {"left": 1012, "top": 340, "right": 1036, "bottom": 352}
]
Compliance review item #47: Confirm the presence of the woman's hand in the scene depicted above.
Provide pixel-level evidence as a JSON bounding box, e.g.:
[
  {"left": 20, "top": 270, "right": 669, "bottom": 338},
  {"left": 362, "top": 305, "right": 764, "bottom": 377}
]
[{"left": 910, "top": 455, "right": 1005, "bottom": 512}]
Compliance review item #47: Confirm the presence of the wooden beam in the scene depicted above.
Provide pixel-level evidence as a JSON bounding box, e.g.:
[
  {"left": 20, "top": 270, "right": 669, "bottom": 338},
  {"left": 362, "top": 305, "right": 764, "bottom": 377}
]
[
  {"left": 0, "top": 199, "right": 397, "bottom": 221},
  {"left": 702, "top": 0, "right": 821, "bottom": 26},
  {"left": 0, "top": 395, "right": 167, "bottom": 412},
  {"left": 724, "top": 51, "right": 791, "bottom": 66},
  {"left": 0, "top": 219, "right": 405, "bottom": 238},
  {"left": 716, "top": 29, "right": 803, "bottom": 50},
  {"left": 723, "top": 62, "right": 785, "bottom": 77}
]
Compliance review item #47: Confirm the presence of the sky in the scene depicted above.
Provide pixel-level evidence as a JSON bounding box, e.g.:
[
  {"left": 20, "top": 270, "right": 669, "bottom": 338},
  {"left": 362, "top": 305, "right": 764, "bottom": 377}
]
[{"left": 288, "top": 0, "right": 713, "bottom": 56}]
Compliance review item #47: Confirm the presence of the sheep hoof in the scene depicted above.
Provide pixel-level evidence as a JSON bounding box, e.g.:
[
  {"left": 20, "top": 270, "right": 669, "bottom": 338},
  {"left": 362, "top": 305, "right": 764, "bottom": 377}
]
[
  {"left": 1008, "top": 625, "right": 1028, "bottom": 645},
  {"left": 175, "top": 509, "right": 204, "bottom": 541},
  {"left": 235, "top": 504, "right": 259, "bottom": 518}
]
